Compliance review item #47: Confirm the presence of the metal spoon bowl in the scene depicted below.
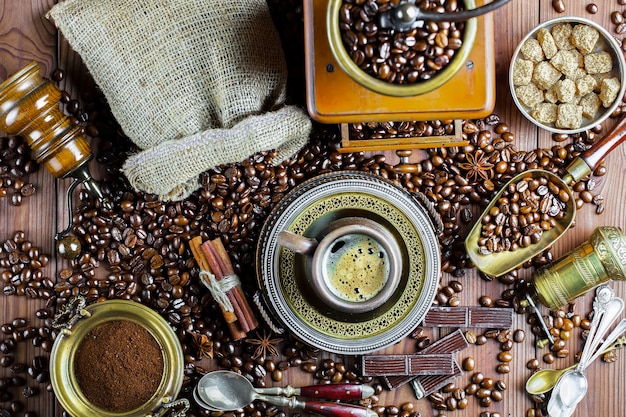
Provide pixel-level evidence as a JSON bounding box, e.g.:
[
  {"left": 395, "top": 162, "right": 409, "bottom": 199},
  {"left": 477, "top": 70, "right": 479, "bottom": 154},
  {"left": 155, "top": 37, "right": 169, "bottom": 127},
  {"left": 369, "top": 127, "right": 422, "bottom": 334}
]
[
  {"left": 526, "top": 364, "right": 577, "bottom": 395},
  {"left": 547, "top": 289, "right": 624, "bottom": 416},
  {"left": 557, "top": 370, "right": 588, "bottom": 408},
  {"left": 526, "top": 334, "right": 626, "bottom": 395}
]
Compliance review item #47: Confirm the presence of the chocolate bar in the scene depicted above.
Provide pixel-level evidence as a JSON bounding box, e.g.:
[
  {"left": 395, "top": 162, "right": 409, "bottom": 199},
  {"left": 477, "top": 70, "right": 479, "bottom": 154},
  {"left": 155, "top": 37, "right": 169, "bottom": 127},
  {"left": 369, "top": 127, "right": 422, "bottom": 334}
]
[
  {"left": 381, "top": 329, "right": 469, "bottom": 390},
  {"left": 422, "top": 306, "right": 514, "bottom": 329},
  {"left": 361, "top": 354, "right": 454, "bottom": 376},
  {"left": 410, "top": 360, "right": 463, "bottom": 399}
]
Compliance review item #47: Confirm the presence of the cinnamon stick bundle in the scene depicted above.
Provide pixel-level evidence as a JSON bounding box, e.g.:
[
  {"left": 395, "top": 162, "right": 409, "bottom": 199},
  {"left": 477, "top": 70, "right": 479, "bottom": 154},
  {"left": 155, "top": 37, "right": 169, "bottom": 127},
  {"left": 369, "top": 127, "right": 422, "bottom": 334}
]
[{"left": 190, "top": 236, "right": 257, "bottom": 340}]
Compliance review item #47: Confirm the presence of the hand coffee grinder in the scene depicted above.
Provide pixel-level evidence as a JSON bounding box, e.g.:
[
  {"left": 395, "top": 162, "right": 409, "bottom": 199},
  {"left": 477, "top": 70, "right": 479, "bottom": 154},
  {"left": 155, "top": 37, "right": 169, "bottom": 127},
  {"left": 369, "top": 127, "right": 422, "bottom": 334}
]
[
  {"left": 305, "top": 0, "right": 511, "bottom": 155},
  {"left": 0, "top": 61, "right": 111, "bottom": 259}
]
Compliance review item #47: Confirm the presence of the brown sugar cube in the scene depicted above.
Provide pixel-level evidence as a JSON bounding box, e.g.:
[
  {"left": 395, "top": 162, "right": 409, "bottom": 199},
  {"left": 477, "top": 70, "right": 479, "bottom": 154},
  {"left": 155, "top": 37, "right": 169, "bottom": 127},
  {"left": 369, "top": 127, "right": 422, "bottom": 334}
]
[
  {"left": 551, "top": 49, "right": 583, "bottom": 79},
  {"left": 584, "top": 51, "right": 613, "bottom": 74},
  {"left": 551, "top": 23, "right": 575, "bottom": 50},
  {"left": 531, "top": 102, "right": 558, "bottom": 124},
  {"left": 520, "top": 38, "right": 545, "bottom": 62},
  {"left": 512, "top": 58, "right": 534, "bottom": 86},
  {"left": 572, "top": 24, "right": 599, "bottom": 55},
  {"left": 580, "top": 93, "right": 601, "bottom": 119},
  {"left": 532, "top": 61, "right": 562, "bottom": 90},
  {"left": 592, "top": 73, "right": 610, "bottom": 93},
  {"left": 567, "top": 67, "right": 587, "bottom": 82},
  {"left": 576, "top": 74, "right": 597, "bottom": 96},
  {"left": 555, "top": 103, "right": 583, "bottom": 129},
  {"left": 515, "top": 84, "right": 544, "bottom": 108},
  {"left": 537, "top": 27, "right": 558, "bottom": 59},
  {"left": 545, "top": 86, "right": 559, "bottom": 103},
  {"left": 555, "top": 78, "right": 577, "bottom": 103},
  {"left": 599, "top": 77, "right": 621, "bottom": 107}
]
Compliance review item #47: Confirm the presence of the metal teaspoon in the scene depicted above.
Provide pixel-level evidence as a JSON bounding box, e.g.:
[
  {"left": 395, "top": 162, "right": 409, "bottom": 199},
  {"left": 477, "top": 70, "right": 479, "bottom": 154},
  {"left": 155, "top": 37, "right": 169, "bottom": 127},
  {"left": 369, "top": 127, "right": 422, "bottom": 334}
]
[{"left": 196, "top": 370, "right": 378, "bottom": 417}]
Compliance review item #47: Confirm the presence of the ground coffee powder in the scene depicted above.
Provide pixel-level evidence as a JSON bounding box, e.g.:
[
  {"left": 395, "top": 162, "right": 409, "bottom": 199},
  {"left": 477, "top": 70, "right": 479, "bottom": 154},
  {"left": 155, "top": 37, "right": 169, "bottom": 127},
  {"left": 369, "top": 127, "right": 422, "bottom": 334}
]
[{"left": 74, "top": 320, "right": 164, "bottom": 412}]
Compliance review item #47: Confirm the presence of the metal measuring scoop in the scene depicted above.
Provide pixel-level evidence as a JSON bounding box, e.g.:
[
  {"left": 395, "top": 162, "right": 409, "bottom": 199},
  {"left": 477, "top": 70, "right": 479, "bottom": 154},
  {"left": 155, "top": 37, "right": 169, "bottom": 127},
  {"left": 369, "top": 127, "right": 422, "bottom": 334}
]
[
  {"left": 547, "top": 286, "right": 623, "bottom": 416},
  {"left": 525, "top": 334, "right": 626, "bottom": 395},
  {"left": 195, "top": 370, "right": 377, "bottom": 417},
  {"left": 466, "top": 114, "right": 626, "bottom": 277},
  {"left": 547, "top": 318, "right": 626, "bottom": 417}
]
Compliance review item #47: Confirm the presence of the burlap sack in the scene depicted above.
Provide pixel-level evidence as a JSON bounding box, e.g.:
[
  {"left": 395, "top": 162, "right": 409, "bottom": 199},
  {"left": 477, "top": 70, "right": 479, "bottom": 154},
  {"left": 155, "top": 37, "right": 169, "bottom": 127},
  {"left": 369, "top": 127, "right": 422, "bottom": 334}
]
[{"left": 47, "top": 0, "right": 311, "bottom": 201}]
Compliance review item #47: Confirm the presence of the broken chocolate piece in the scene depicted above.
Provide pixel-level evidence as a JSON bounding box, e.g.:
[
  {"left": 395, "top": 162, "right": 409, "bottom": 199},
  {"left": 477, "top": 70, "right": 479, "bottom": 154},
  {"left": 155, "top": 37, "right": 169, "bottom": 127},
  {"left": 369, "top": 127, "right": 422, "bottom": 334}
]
[
  {"left": 410, "top": 360, "right": 463, "bottom": 399},
  {"left": 422, "top": 306, "right": 514, "bottom": 329},
  {"left": 381, "top": 329, "right": 469, "bottom": 390},
  {"left": 361, "top": 353, "right": 454, "bottom": 376}
]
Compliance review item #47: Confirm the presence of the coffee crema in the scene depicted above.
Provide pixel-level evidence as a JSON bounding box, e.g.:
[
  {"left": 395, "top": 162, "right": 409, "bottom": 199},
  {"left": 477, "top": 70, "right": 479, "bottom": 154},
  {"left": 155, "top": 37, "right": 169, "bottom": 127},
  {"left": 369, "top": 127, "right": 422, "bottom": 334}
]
[{"left": 323, "top": 233, "right": 390, "bottom": 303}]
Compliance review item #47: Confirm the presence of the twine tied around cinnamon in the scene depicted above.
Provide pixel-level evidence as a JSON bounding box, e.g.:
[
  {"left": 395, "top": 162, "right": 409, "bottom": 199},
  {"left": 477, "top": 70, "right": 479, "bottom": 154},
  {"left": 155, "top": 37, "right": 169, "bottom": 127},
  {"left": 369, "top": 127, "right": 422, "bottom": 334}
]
[
  {"left": 190, "top": 236, "right": 257, "bottom": 340},
  {"left": 198, "top": 272, "right": 241, "bottom": 314}
]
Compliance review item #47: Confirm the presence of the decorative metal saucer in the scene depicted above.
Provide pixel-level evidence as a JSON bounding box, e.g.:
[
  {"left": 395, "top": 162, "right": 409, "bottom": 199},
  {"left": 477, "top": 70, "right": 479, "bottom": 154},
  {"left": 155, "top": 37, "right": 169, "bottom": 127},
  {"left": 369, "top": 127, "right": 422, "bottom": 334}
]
[{"left": 256, "top": 171, "right": 441, "bottom": 355}]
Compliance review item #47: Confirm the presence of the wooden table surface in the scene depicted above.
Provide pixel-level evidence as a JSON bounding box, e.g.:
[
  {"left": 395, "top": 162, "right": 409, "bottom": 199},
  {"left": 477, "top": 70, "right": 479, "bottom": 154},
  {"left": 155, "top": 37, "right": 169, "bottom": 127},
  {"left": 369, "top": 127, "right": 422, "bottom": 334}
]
[{"left": 1, "top": 1, "right": 625, "bottom": 417}]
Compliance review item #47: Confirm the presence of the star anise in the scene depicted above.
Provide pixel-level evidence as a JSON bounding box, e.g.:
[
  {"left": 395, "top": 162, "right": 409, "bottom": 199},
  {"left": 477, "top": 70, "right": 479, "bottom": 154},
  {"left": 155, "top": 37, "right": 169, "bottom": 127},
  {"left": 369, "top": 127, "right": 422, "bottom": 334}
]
[
  {"left": 190, "top": 332, "right": 213, "bottom": 359},
  {"left": 245, "top": 330, "right": 283, "bottom": 360},
  {"left": 459, "top": 151, "right": 494, "bottom": 182}
]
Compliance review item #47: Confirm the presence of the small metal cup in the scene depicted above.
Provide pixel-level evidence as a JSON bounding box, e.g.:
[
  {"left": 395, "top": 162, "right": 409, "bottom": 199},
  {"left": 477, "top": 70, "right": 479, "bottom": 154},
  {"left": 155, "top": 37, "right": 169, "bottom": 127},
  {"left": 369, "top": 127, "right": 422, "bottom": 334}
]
[{"left": 278, "top": 217, "right": 403, "bottom": 314}]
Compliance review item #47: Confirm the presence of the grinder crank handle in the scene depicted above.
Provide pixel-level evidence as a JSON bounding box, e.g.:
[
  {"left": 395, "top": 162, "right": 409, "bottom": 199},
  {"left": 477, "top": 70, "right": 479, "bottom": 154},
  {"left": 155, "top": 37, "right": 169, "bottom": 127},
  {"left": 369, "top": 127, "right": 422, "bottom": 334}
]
[
  {"left": 257, "top": 384, "right": 375, "bottom": 400},
  {"left": 582, "top": 113, "right": 626, "bottom": 170},
  {"left": 565, "top": 114, "right": 626, "bottom": 183},
  {"left": 55, "top": 163, "right": 111, "bottom": 241}
]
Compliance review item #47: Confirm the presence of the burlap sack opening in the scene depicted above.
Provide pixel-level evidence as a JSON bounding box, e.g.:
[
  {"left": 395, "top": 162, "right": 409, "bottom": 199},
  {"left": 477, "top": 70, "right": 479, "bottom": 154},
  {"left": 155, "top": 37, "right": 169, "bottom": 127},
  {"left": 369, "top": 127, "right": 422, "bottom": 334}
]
[{"left": 47, "top": 0, "right": 311, "bottom": 201}]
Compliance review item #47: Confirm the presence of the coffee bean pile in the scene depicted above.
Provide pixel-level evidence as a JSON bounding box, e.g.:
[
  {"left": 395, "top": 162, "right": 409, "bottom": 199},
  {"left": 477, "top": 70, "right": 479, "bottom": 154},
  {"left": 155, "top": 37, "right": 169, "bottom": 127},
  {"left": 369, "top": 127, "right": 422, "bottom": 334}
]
[
  {"left": 0, "top": 136, "right": 38, "bottom": 207},
  {"left": 0, "top": 232, "right": 53, "bottom": 300},
  {"left": 3, "top": 1, "right": 626, "bottom": 417},
  {"left": 0, "top": 309, "right": 55, "bottom": 417},
  {"left": 477, "top": 176, "right": 570, "bottom": 255},
  {"left": 349, "top": 120, "right": 457, "bottom": 141},
  {"left": 339, "top": 0, "right": 464, "bottom": 84}
]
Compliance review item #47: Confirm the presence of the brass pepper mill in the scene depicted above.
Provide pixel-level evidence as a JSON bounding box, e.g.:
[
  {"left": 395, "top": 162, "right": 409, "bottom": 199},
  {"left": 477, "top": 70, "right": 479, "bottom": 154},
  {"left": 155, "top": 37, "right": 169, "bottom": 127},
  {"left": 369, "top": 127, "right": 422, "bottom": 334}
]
[
  {"left": 528, "top": 226, "right": 626, "bottom": 310},
  {"left": 0, "top": 61, "right": 110, "bottom": 258}
]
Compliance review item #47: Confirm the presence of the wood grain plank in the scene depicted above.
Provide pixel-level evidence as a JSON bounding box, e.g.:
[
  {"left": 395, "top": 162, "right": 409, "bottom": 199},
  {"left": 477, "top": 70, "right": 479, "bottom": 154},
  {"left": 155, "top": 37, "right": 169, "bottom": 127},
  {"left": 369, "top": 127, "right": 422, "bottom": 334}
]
[
  {"left": 0, "top": 2, "right": 59, "bottom": 416},
  {"left": 1, "top": 1, "right": 625, "bottom": 417}
]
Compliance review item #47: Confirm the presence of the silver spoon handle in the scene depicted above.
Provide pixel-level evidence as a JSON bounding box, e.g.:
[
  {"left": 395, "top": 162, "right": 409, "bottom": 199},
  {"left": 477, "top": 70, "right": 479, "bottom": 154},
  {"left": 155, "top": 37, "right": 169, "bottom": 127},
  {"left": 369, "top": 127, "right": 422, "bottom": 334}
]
[
  {"left": 577, "top": 286, "right": 615, "bottom": 370},
  {"left": 582, "top": 318, "right": 626, "bottom": 372},
  {"left": 579, "top": 297, "right": 624, "bottom": 370}
]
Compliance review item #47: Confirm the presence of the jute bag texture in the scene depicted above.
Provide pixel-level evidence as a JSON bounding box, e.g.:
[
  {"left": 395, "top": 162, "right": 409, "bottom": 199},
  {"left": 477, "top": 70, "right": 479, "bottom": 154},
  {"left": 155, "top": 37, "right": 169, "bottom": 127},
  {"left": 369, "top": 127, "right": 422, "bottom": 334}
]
[{"left": 47, "top": 0, "right": 311, "bottom": 201}]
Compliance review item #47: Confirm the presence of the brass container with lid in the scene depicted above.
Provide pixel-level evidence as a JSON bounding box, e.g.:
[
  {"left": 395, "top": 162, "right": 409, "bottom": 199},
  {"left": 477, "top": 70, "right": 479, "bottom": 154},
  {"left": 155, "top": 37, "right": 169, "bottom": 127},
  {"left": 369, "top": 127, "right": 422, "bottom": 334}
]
[
  {"left": 50, "top": 298, "right": 188, "bottom": 417},
  {"left": 530, "top": 226, "right": 626, "bottom": 310}
]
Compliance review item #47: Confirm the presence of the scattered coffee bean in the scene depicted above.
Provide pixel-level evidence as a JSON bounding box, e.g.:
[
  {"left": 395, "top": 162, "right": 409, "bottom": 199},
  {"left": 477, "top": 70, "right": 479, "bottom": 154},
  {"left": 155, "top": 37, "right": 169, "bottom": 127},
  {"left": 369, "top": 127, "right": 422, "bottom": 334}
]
[{"left": 462, "top": 357, "right": 475, "bottom": 371}]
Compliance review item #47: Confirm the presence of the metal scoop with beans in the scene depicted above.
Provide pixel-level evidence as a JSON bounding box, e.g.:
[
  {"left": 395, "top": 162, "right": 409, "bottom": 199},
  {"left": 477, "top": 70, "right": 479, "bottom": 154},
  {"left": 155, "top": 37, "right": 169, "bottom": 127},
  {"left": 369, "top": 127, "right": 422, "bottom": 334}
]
[{"left": 466, "top": 114, "right": 626, "bottom": 277}]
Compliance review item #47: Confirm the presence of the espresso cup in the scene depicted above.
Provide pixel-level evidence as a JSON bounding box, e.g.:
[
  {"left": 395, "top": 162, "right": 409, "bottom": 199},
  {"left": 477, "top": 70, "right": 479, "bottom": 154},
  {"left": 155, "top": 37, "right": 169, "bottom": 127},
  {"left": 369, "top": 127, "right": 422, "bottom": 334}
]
[{"left": 277, "top": 217, "right": 402, "bottom": 313}]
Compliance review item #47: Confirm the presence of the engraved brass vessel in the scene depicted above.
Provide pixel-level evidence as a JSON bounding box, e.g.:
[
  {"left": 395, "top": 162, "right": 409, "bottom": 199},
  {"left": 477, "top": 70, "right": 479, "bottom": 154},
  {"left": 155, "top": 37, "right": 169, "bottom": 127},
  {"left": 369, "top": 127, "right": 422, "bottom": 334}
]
[{"left": 530, "top": 226, "right": 626, "bottom": 310}]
